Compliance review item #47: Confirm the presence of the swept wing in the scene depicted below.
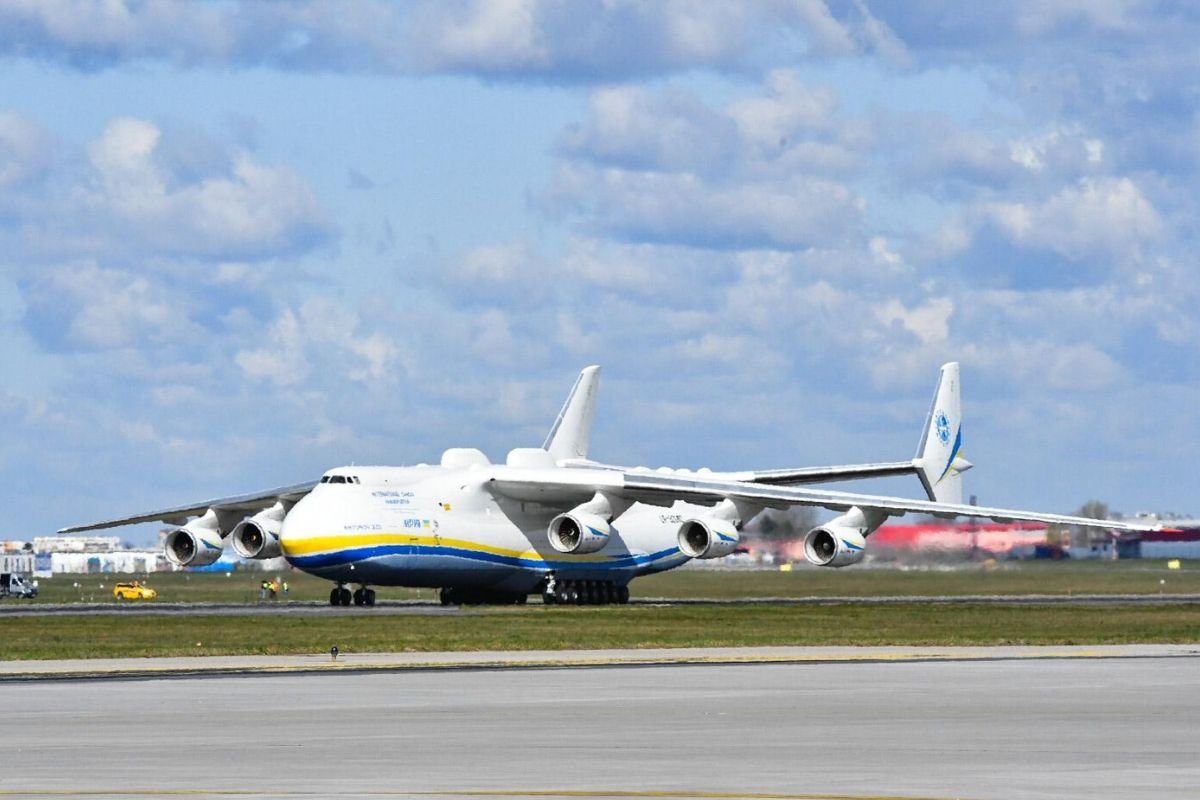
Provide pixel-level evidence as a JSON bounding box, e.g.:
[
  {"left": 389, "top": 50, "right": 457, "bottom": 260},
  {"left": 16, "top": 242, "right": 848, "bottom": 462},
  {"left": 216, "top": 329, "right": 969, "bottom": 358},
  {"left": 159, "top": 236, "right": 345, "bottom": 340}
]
[
  {"left": 56, "top": 481, "right": 318, "bottom": 534},
  {"left": 487, "top": 468, "right": 1158, "bottom": 532}
]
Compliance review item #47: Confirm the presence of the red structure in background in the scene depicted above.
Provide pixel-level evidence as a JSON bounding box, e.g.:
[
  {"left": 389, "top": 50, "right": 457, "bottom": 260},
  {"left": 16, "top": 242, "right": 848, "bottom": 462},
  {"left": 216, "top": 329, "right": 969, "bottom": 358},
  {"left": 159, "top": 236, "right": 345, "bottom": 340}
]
[
  {"left": 871, "top": 521, "right": 1049, "bottom": 552},
  {"left": 760, "top": 521, "right": 1051, "bottom": 563}
]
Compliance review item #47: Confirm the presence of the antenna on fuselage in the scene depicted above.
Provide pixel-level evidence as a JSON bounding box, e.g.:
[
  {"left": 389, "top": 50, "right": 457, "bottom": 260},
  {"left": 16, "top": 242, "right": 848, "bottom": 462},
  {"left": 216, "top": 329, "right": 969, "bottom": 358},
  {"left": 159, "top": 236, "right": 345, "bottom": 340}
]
[{"left": 543, "top": 365, "right": 601, "bottom": 462}]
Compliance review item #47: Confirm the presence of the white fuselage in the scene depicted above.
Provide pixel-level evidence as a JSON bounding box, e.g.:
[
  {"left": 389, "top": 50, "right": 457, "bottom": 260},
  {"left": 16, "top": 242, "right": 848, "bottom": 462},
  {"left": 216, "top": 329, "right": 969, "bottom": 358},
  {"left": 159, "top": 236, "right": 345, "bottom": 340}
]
[{"left": 278, "top": 464, "right": 698, "bottom": 592}]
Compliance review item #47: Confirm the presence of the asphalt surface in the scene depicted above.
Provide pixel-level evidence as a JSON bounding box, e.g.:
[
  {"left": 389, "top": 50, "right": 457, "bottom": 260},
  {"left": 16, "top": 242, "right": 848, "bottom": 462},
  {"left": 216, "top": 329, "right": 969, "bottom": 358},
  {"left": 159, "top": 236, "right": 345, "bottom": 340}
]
[
  {"left": 2, "top": 647, "right": 1198, "bottom": 799},
  {"left": 4, "top": 592, "right": 1200, "bottom": 616}
]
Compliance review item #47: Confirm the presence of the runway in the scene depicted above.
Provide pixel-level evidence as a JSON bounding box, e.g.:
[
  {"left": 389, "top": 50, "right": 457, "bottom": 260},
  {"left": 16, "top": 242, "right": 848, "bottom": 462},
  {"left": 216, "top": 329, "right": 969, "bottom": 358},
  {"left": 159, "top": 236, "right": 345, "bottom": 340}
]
[
  {"left": 4, "top": 649, "right": 1198, "bottom": 799},
  {"left": 5, "top": 592, "right": 1200, "bottom": 617}
]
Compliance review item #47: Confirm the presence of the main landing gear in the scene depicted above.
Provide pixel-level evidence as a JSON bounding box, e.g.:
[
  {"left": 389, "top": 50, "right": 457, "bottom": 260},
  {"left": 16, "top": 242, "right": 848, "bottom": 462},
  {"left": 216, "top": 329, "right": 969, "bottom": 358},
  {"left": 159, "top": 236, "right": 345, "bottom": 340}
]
[
  {"left": 329, "top": 584, "right": 376, "bottom": 607},
  {"left": 542, "top": 579, "right": 629, "bottom": 606}
]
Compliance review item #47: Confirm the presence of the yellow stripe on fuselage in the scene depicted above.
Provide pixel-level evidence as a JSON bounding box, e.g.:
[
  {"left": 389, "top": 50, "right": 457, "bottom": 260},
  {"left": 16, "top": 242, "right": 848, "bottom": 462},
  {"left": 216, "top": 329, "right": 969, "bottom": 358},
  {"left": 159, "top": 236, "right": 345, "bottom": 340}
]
[{"left": 281, "top": 531, "right": 634, "bottom": 564}]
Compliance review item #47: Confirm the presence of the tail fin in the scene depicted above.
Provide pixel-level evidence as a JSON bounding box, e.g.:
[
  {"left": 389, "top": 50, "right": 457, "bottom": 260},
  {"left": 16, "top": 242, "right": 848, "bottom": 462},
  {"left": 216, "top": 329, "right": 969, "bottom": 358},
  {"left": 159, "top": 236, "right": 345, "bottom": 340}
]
[
  {"left": 543, "top": 365, "right": 601, "bottom": 462},
  {"left": 913, "top": 362, "right": 972, "bottom": 504}
]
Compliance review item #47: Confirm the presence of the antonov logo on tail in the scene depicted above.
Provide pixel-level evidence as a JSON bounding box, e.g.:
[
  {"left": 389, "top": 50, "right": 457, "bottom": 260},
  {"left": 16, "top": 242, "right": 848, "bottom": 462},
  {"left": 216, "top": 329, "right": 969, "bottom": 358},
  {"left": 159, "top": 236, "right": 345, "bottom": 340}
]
[
  {"left": 935, "top": 411, "right": 951, "bottom": 445},
  {"left": 59, "top": 362, "right": 1163, "bottom": 607}
]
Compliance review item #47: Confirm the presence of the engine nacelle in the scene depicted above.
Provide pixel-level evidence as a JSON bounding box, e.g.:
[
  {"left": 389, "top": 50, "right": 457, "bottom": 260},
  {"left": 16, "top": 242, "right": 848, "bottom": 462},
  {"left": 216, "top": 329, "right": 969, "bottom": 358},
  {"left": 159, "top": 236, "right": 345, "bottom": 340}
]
[
  {"left": 803, "top": 525, "right": 867, "bottom": 567},
  {"left": 548, "top": 511, "right": 612, "bottom": 554},
  {"left": 803, "top": 506, "right": 887, "bottom": 568},
  {"left": 677, "top": 517, "right": 740, "bottom": 559},
  {"left": 230, "top": 504, "right": 286, "bottom": 560},
  {"left": 164, "top": 523, "right": 224, "bottom": 567}
]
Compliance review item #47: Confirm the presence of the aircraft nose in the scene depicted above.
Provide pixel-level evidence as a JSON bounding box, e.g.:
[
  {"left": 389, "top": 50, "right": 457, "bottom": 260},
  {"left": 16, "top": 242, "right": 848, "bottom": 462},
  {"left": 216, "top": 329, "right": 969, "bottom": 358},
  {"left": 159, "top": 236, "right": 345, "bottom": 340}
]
[{"left": 279, "top": 494, "right": 320, "bottom": 558}]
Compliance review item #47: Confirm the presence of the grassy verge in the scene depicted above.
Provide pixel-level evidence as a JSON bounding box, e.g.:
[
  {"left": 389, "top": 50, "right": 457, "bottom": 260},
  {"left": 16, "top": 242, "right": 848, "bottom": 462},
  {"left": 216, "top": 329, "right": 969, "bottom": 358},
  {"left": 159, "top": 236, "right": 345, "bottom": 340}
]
[
  {"left": 3, "top": 603, "right": 1199, "bottom": 660},
  {"left": 638, "top": 560, "right": 1200, "bottom": 597}
]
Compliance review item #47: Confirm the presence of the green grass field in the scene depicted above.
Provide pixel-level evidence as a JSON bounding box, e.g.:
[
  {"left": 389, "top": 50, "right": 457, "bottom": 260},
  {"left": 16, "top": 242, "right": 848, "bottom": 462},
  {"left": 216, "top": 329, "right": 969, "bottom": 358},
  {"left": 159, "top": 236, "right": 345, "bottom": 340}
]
[
  {"left": 1, "top": 561, "right": 1198, "bottom": 660},
  {"left": 2, "top": 603, "right": 1198, "bottom": 660},
  {"left": 18, "top": 559, "right": 1200, "bottom": 605}
]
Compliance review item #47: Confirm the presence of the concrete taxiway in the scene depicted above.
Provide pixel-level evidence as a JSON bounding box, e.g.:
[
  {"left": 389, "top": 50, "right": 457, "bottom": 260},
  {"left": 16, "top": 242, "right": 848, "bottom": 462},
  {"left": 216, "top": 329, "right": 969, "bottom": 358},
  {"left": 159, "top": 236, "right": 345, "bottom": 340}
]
[
  {"left": 2, "top": 646, "right": 1199, "bottom": 799},
  {"left": 4, "top": 593, "right": 1200, "bottom": 617}
]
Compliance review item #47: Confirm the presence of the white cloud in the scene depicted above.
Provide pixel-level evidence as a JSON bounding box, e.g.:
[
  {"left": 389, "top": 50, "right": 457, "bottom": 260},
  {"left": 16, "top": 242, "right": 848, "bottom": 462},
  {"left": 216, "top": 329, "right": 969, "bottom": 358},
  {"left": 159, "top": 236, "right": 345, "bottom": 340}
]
[
  {"left": 26, "top": 261, "right": 200, "bottom": 350},
  {"left": 985, "top": 176, "right": 1162, "bottom": 260},
  {"left": 417, "top": 0, "right": 543, "bottom": 70},
  {"left": 0, "top": 1, "right": 914, "bottom": 81},
  {"left": 235, "top": 299, "right": 401, "bottom": 388},
  {"left": 0, "top": 111, "right": 52, "bottom": 189},
  {"left": 0, "top": 114, "right": 332, "bottom": 266},
  {"left": 559, "top": 85, "right": 737, "bottom": 174},
  {"left": 728, "top": 69, "right": 838, "bottom": 146},
  {"left": 875, "top": 297, "right": 954, "bottom": 346},
  {"left": 78, "top": 117, "right": 330, "bottom": 260},
  {"left": 546, "top": 163, "right": 862, "bottom": 249},
  {"left": 455, "top": 239, "right": 542, "bottom": 283}
]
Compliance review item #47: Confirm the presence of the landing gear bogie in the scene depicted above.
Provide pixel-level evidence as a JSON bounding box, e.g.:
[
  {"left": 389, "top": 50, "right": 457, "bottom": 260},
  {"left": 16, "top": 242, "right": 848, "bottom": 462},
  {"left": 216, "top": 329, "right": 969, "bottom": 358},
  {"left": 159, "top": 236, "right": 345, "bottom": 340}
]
[
  {"left": 542, "top": 578, "right": 629, "bottom": 606},
  {"left": 329, "top": 585, "right": 352, "bottom": 606},
  {"left": 330, "top": 583, "right": 376, "bottom": 607}
]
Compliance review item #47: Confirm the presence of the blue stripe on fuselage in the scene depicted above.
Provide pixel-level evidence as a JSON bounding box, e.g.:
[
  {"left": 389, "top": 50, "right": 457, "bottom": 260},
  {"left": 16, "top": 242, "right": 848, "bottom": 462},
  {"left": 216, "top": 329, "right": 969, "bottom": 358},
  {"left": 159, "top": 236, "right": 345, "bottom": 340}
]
[{"left": 287, "top": 542, "right": 683, "bottom": 572}]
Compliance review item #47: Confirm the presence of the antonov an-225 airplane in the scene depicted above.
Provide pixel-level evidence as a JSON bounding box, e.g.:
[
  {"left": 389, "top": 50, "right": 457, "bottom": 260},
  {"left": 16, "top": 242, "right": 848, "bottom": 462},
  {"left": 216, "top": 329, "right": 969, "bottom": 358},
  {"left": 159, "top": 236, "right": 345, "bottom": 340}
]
[{"left": 60, "top": 363, "right": 1157, "bottom": 606}]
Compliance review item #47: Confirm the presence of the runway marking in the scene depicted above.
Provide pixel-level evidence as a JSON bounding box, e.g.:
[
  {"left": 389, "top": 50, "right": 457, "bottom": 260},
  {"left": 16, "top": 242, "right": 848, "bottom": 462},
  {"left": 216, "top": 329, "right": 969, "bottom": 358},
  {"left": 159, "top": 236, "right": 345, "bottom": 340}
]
[
  {"left": 3, "top": 645, "right": 1199, "bottom": 683},
  {"left": 0, "top": 792, "right": 959, "bottom": 800},
  {"left": 418, "top": 791, "right": 960, "bottom": 800}
]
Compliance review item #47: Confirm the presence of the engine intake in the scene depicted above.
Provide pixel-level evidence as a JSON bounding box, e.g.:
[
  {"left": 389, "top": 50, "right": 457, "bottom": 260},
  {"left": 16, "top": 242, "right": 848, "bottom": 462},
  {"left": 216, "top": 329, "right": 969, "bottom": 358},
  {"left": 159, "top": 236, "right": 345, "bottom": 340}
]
[
  {"left": 164, "top": 519, "right": 225, "bottom": 568},
  {"left": 802, "top": 507, "right": 884, "bottom": 568},
  {"left": 548, "top": 511, "right": 611, "bottom": 554},
  {"left": 803, "top": 526, "right": 866, "bottom": 567},
  {"left": 677, "top": 517, "right": 740, "bottom": 559},
  {"left": 230, "top": 503, "right": 286, "bottom": 560}
]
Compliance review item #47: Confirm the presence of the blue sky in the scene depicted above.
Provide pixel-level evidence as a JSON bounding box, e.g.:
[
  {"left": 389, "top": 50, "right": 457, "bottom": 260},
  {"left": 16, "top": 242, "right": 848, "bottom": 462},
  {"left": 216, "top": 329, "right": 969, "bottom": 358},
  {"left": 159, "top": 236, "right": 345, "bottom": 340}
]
[{"left": 0, "top": 1, "right": 1196, "bottom": 543}]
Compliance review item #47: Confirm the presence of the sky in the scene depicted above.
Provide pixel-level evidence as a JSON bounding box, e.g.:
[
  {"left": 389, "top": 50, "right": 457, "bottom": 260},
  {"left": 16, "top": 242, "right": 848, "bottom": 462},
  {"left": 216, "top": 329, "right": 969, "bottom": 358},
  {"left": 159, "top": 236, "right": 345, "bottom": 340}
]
[{"left": 1, "top": 0, "right": 1197, "bottom": 543}]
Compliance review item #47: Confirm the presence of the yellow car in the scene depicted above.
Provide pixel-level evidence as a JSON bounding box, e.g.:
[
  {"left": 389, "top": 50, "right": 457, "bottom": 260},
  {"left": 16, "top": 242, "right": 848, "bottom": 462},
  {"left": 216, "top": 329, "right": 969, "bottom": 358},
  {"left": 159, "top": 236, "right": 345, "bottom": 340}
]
[{"left": 113, "top": 581, "right": 157, "bottom": 601}]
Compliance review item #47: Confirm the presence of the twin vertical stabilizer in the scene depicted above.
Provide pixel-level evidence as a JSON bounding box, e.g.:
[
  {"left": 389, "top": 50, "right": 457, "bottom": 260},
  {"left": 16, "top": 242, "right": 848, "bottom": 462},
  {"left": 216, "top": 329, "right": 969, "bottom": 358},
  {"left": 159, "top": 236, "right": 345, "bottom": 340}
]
[
  {"left": 913, "top": 362, "right": 972, "bottom": 504},
  {"left": 544, "top": 365, "right": 601, "bottom": 462}
]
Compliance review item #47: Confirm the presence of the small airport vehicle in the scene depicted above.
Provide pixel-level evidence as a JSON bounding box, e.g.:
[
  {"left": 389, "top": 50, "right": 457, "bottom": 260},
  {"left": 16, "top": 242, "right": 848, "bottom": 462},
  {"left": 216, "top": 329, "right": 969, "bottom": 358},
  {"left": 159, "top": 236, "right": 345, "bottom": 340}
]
[
  {"left": 0, "top": 573, "right": 38, "bottom": 599},
  {"left": 112, "top": 581, "right": 157, "bottom": 601}
]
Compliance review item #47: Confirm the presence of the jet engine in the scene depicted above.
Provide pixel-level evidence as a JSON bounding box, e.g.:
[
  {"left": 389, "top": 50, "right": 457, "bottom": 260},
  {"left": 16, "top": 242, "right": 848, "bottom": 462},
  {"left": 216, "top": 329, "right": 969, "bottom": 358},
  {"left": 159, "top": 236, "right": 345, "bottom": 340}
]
[
  {"left": 802, "top": 507, "right": 884, "bottom": 568},
  {"left": 163, "top": 509, "right": 227, "bottom": 567},
  {"left": 230, "top": 503, "right": 287, "bottom": 560},
  {"left": 547, "top": 511, "right": 611, "bottom": 554},
  {"left": 677, "top": 516, "right": 740, "bottom": 559},
  {"left": 803, "top": 526, "right": 866, "bottom": 567}
]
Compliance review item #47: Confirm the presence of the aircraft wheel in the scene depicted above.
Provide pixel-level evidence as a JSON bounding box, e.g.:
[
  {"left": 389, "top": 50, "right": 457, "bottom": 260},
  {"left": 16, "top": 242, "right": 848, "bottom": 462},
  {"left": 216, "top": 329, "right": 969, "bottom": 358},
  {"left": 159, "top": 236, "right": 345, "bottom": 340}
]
[
  {"left": 338, "top": 588, "right": 352, "bottom": 606},
  {"left": 329, "top": 588, "right": 341, "bottom": 606},
  {"left": 353, "top": 588, "right": 365, "bottom": 606},
  {"left": 364, "top": 589, "right": 376, "bottom": 607},
  {"left": 542, "top": 592, "right": 556, "bottom": 605},
  {"left": 618, "top": 586, "right": 630, "bottom": 604}
]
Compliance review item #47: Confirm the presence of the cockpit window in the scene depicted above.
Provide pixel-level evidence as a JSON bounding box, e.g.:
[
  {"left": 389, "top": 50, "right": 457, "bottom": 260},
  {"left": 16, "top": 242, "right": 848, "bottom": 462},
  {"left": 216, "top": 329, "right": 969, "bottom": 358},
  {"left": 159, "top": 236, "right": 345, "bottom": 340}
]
[{"left": 320, "top": 476, "right": 330, "bottom": 483}]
